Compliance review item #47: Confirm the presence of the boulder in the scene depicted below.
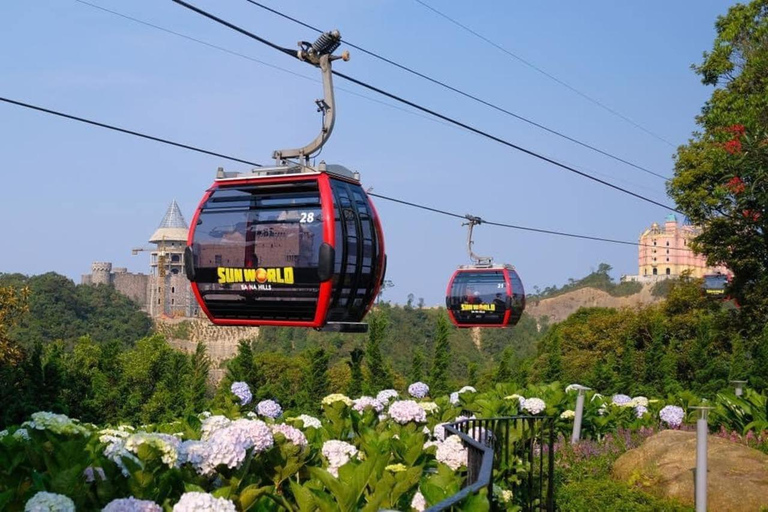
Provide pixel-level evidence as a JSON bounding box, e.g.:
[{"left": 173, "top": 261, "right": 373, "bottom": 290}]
[{"left": 612, "top": 430, "right": 768, "bottom": 511}]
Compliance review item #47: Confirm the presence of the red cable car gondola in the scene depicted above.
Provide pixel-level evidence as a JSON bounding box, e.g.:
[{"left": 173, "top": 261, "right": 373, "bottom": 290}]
[
  {"left": 185, "top": 31, "right": 385, "bottom": 332},
  {"left": 446, "top": 216, "right": 525, "bottom": 328}
]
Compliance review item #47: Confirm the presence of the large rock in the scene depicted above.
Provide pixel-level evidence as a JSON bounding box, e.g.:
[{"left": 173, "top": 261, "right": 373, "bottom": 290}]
[{"left": 612, "top": 430, "right": 768, "bottom": 511}]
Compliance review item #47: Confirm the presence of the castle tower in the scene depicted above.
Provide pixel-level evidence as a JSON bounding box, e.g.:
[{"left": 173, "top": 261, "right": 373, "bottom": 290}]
[
  {"left": 147, "top": 200, "right": 196, "bottom": 318},
  {"left": 91, "top": 262, "right": 113, "bottom": 285}
]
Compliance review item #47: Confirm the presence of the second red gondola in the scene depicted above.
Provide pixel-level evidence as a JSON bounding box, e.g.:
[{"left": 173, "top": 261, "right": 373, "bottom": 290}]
[{"left": 446, "top": 265, "right": 525, "bottom": 327}]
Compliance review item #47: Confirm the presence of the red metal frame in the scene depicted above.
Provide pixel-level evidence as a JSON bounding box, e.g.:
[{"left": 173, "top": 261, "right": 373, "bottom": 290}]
[{"left": 445, "top": 267, "right": 514, "bottom": 329}]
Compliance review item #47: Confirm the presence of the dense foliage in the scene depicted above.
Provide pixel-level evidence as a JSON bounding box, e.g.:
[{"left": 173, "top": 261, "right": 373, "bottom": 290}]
[{"left": 668, "top": 0, "right": 768, "bottom": 325}]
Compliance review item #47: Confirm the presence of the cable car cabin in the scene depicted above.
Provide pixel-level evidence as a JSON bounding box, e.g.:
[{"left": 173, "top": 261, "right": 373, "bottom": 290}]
[
  {"left": 702, "top": 274, "right": 728, "bottom": 300},
  {"left": 446, "top": 265, "right": 525, "bottom": 328},
  {"left": 185, "top": 163, "right": 385, "bottom": 332}
]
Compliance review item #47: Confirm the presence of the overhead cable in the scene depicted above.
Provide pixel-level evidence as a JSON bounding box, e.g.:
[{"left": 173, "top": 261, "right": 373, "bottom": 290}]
[
  {"left": 170, "top": 0, "right": 681, "bottom": 214},
  {"left": 413, "top": 0, "right": 676, "bottom": 148},
  {"left": 242, "top": 0, "right": 668, "bottom": 181}
]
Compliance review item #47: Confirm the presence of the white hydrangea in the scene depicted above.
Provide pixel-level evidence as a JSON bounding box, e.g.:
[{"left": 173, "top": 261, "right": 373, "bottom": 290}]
[
  {"left": 500, "top": 489, "right": 514, "bottom": 503},
  {"left": 322, "top": 440, "right": 358, "bottom": 477},
  {"left": 13, "top": 428, "right": 30, "bottom": 441},
  {"left": 179, "top": 420, "right": 274, "bottom": 476},
  {"left": 100, "top": 433, "right": 142, "bottom": 477},
  {"left": 408, "top": 382, "right": 430, "bottom": 399},
  {"left": 24, "top": 491, "right": 75, "bottom": 512},
  {"left": 0, "top": 429, "right": 8, "bottom": 439},
  {"left": 433, "top": 423, "right": 447, "bottom": 441},
  {"left": 388, "top": 400, "right": 428, "bottom": 424},
  {"left": 560, "top": 410, "right": 575, "bottom": 420},
  {"left": 411, "top": 490, "right": 426, "bottom": 512},
  {"left": 270, "top": 424, "right": 308, "bottom": 447},
  {"left": 376, "top": 389, "right": 399, "bottom": 403},
  {"left": 418, "top": 402, "right": 440, "bottom": 415},
  {"left": 172, "top": 492, "right": 237, "bottom": 512},
  {"left": 25, "top": 412, "right": 90, "bottom": 436},
  {"left": 522, "top": 398, "right": 546, "bottom": 415},
  {"left": 200, "top": 415, "right": 232, "bottom": 441},
  {"left": 124, "top": 433, "right": 181, "bottom": 467},
  {"left": 449, "top": 386, "right": 477, "bottom": 405},
  {"left": 294, "top": 414, "right": 322, "bottom": 429},
  {"left": 322, "top": 394, "right": 353, "bottom": 407},
  {"left": 352, "top": 396, "right": 385, "bottom": 413},
  {"left": 103, "top": 497, "right": 162, "bottom": 512},
  {"left": 436, "top": 435, "right": 468, "bottom": 470},
  {"left": 631, "top": 396, "right": 649, "bottom": 407}
]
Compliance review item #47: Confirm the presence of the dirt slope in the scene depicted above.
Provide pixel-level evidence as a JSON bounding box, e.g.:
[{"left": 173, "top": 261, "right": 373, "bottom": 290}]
[{"left": 526, "top": 284, "right": 661, "bottom": 325}]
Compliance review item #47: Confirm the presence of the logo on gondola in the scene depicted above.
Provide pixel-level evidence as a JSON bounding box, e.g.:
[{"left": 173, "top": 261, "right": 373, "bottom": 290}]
[
  {"left": 217, "top": 267, "right": 295, "bottom": 285},
  {"left": 460, "top": 303, "right": 496, "bottom": 312}
]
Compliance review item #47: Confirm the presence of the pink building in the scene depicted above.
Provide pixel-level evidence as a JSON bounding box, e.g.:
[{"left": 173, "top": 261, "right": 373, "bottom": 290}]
[{"left": 634, "top": 215, "right": 728, "bottom": 279}]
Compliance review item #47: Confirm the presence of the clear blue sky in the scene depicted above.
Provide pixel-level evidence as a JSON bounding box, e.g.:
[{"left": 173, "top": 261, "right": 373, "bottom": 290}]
[{"left": 0, "top": 0, "right": 736, "bottom": 305}]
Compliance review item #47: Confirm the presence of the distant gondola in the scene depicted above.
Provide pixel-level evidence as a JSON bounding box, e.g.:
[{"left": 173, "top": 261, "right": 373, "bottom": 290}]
[{"left": 445, "top": 216, "right": 525, "bottom": 328}]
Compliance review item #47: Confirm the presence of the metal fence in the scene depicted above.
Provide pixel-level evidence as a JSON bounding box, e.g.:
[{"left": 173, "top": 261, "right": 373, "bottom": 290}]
[{"left": 426, "top": 416, "right": 556, "bottom": 511}]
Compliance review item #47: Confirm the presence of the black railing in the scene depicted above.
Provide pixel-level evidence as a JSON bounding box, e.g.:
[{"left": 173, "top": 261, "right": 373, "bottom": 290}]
[{"left": 426, "top": 416, "right": 556, "bottom": 511}]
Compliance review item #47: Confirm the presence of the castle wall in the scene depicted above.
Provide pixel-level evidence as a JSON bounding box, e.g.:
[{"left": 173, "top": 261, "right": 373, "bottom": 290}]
[{"left": 113, "top": 272, "right": 150, "bottom": 309}]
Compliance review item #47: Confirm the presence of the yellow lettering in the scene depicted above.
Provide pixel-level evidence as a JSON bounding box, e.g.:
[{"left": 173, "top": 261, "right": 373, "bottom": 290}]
[
  {"left": 244, "top": 269, "right": 257, "bottom": 282},
  {"left": 266, "top": 268, "right": 276, "bottom": 283},
  {"left": 217, "top": 267, "right": 226, "bottom": 284},
  {"left": 284, "top": 267, "right": 294, "bottom": 284}
]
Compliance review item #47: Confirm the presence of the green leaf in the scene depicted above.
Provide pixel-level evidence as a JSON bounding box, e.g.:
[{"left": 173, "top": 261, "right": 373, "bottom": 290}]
[
  {"left": 289, "top": 480, "right": 317, "bottom": 512},
  {"left": 239, "top": 484, "right": 271, "bottom": 511}
]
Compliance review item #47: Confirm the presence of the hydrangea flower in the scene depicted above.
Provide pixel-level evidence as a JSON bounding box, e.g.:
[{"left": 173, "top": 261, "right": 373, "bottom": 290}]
[
  {"left": 611, "top": 394, "right": 632, "bottom": 407},
  {"left": 560, "top": 410, "right": 575, "bottom": 420},
  {"left": 388, "top": 400, "right": 428, "bottom": 424},
  {"left": 257, "top": 399, "right": 282, "bottom": 419},
  {"left": 635, "top": 405, "right": 648, "bottom": 418},
  {"left": 449, "top": 385, "right": 476, "bottom": 405},
  {"left": 0, "top": 429, "right": 8, "bottom": 439},
  {"left": 294, "top": 414, "right": 322, "bottom": 429},
  {"left": 24, "top": 412, "right": 90, "bottom": 436},
  {"left": 411, "top": 490, "right": 426, "bottom": 512},
  {"left": 200, "top": 415, "right": 232, "bottom": 441},
  {"left": 124, "top": 433, "right": 181, "bottom": 467},
  {"left": 173, "top": 492, "right": 236, "bottom": 512},
  {"left": 631, "top": 396, "right": 649, "bottom": 407},
  {"left": 433, "top": 423, "right": 447, "bottom": 441},
  {"left": 436, "top": 435, "right": 468, "bottom": 470},
  {"left": 24, "top": 491, "right": 75, "bottom": 512},
  {"left": 180, "top": 420, "right": 273, "bottom": 476},
  {"left": 321, "top": 440, "right": 358, "bottom": 477},
  {"left": 418, "top": 402, "right": 440, "bottom": 415},
  {"left": 659, "top": 405, "right": 685, "bottom": 428},
  {"left": 83, "top": 466, "right": 106, "bottom": 483},
  {"left": 13, "top": 428, "right": 30, "bottom": 441},
  {"left": 103, "top": 497, "right": 162, "bottom": 512},
  {"left": 270, "top": 423, "right": 308, "bottom": 447},
  {"left": 500, "top": 489, "right": 514, "bottom": 503},
  {"left": 322, "top": 394, "right": 353, "bottom": 407},
  {"left": 408, "top": 382, "right": 430, "bottom": 399},
  {"left": 522, "top": 397, "right": 546, "bottom": 415},
  {"left": 376, "top": 389, "right": 399, "bottom": 403},
  {"left": 353, "top": 396, "right": 385, "bottom": 413},
  {"left": 230, "top": 382, "right": 252, "bottom": 405}
]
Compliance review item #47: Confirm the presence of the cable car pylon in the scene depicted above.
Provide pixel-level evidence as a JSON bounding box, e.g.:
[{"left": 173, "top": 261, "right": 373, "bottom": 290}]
[{"left": 185, "top": 30, "right": 385, "bottom": 332}]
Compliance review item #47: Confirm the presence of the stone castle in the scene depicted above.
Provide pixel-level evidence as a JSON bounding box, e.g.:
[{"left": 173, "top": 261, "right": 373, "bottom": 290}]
[{"left": 81, "top": 200, "right": 199, "bottom": 319}]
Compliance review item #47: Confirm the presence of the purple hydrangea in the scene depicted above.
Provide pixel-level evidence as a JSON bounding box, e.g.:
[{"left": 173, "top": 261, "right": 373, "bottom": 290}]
[
  {"left": 230, "top": 382, "right": 252, "bottom": 405},
  {"left": 376, "top": 389, "right": 399, "bottom": 403},
  {"left": 659, "top": 405, "right": 685, "bottom": 427},
  {"left": 408, "top": 382, "right": 430, "bottom": 399},
  {"left": 611, "top": 394, "right": 632, "bottom": 406},
  {"left": 103, "top": 497, "right": 162, "bottom": 512},
  {"left": 257, "top": 399, "right": 282, "bottom": 419},
  {"left": 635, "top": 405, "right": 648, "bottom": 418}
]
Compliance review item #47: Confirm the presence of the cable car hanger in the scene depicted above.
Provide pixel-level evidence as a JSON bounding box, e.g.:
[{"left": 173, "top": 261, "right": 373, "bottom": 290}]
[{"left": 464, "top": 214, "right": 493, "bottom": 267}]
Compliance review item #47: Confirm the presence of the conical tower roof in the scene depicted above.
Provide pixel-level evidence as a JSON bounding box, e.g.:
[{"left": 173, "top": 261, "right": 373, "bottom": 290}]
[{"left": 149, "top": 200, "right": 189, "bottom": 243}]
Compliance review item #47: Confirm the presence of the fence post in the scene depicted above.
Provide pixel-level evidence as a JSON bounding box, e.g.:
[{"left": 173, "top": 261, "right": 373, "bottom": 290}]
[
  {"left": 690, "top": 406, "right": 712, "bottom": 512},
  {"left": 570, "top": 385, "right": 591, "bottom": 443}
]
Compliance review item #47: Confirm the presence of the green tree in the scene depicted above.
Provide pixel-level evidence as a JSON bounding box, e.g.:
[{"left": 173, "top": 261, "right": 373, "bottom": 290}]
[
  {"left": 187, "top": 342, "right": 211, "bottom": 414},
  {"left": 347, "top": 348, "right": 364, "bottom": 397},
  {"left": 668, "top": 0, "right": 768, "bottom": 324},
  {"left": 495, "top": 348, "right": 514, "bottom": 383},
  {"left": 365, "top": 313, "right": 392, "bottom": 392},
  {"left": 305, "top": 346, "right": 330, "bottom": 410},
  {"left": 226, "top": 339, "right": 260, "bottom": 390},
  {"left": 429, "top": 315, "right": 451, "bottom": 396},
  {"left": 410, "top": 347, "right": 424, "bottom": 382}
]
